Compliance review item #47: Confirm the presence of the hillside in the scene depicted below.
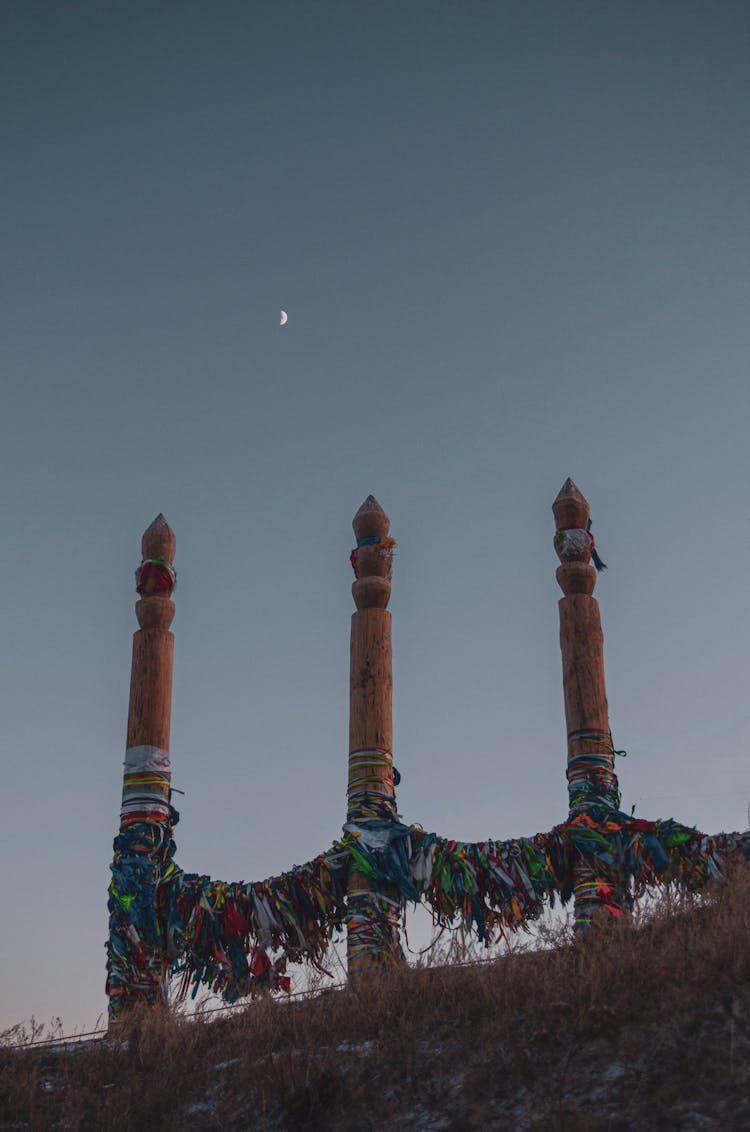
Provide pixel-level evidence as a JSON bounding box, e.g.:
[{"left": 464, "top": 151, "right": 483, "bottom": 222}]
[{"left": 3, "top": 867, "right": 749, "bottom": 1131}]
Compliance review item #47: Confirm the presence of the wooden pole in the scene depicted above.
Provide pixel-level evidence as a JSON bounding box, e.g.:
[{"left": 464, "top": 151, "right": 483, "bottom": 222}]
[
  {"left": 123, "top": 514, "right": 177, "bottom": 826},
  {"left": 553, "top": 479, "right": 622, "bottom": 926},
  {"left": 346, "top": 495, "right": 401, "bottom": 975},
  {"left": 107, "top": 514, "right": 177, "bottom": 1021}
]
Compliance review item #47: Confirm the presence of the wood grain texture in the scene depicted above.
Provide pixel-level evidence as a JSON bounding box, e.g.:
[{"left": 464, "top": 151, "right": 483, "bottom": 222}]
[
  {"left": 558, "top": 594, "right": 610, "bottom": 757},
  {"left": 349, "top": 609, "right": 393, "bottom": 755},
  {"left": 126, "top": 629, "right": 175, "bottom": 751}
]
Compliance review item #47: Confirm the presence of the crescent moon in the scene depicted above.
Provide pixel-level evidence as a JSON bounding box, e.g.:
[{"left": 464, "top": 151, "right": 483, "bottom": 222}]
[{"left": 279, "top": 310, "right": 288, "bottom": 326}]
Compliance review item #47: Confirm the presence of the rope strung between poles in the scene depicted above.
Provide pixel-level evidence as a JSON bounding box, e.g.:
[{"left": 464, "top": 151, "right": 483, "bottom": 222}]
[{"left": 107, "top": 799, "right": 750, "bottom": 1017}]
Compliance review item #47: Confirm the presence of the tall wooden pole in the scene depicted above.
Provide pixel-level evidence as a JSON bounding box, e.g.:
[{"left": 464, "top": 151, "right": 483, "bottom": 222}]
[
  {"left": 107, "top": 514, "right": 177, "bottom": 1021},
  {"left": 346, "top": 495, "right": 401, "bottom": 974},
  {"left": 123, "top": 513, "right": 176, "bottom": 823},
  {"left": 553, "top": 479, "right": 622, "bottom": 926}
]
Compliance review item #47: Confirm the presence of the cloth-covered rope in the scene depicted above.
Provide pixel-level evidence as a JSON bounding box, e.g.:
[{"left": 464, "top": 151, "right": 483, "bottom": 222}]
[
  {"left": 107, "top": 809, "right": 750, "bottom": 1016},
  {"left": 343, "top": 814, "right": 749, "bottom": 939},
  {"left": 165, "top": 843, "right": 351, "bottom": 1002}
]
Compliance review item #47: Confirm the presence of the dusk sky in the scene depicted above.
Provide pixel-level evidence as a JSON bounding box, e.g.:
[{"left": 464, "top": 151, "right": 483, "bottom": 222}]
[{"left": 1, "top": 2, "right": 749, "bottom": 1032}]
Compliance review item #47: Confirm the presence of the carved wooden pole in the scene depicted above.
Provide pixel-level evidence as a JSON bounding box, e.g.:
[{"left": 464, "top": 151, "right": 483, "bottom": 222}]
[
  {"left": 123, "top": 514, "right": 176, "bottom": 823},
  {"left": 553, "top": 479, "right": 622, "bottom": 926},
  {"left": 346, "top": 495, "right": 401, "bottom": 974},
  {"left": 106, "top": 514, "right": 177, "bottom": 1022}
]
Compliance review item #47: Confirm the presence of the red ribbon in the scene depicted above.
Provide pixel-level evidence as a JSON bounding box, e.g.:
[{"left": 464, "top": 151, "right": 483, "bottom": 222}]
[{"left": 136, "top": 562, "right": 174, "bottom": 595}]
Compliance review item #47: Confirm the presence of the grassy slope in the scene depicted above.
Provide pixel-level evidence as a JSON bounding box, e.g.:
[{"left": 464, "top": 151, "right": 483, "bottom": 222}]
[{"left": 2, "top": 867, "right": 749, "bottom": 1131}]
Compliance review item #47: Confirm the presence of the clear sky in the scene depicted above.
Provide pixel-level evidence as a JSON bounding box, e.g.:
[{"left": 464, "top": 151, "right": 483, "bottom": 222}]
[{"left": 1, "top": 1, "right": 749, "bottom": 1032}]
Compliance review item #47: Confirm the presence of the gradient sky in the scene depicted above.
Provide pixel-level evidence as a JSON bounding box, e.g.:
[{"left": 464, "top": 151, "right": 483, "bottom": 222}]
[{"left": 1, "top": 1, "right": 749, "bottom": 1033}]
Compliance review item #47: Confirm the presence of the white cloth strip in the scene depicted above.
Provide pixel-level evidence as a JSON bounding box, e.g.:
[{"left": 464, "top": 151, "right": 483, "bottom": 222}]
[
  {"left": 124, "top": 745, "right": 171, "bottom": 773},
  {"left": 343, "top": 822, "right": 396, "bottom": 850},
  {"left": 119, "top": 802, "right": 170, "bottom": 818}
]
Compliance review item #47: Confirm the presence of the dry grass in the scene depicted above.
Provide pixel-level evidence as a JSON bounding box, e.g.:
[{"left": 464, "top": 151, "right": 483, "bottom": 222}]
[{"left": 2, "top": 867, "right": 749, "bottom": 1131}]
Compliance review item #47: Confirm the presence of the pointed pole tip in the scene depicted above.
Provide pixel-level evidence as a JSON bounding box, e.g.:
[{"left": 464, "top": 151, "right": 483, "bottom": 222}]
[
  {"left": 352, "top": 494, "right": 390, "bottom": 538},
  {"left": 143, "top": 512, "right": 173, "bottom": 531},
  {"left": 552, "top": 478, "right": 590, "bottom": 529},
  {"left": 357, "top": 493, "right": 383, "bottom": 509},
  {"left": 555, "top": 478, "right": 587, "bottom": 504}
]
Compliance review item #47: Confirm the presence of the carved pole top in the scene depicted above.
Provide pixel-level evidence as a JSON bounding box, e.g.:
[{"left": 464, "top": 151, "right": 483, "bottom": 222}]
[
  {"left": 351, "top": 495, "right": 395, "bottom": 611},
  {"left": 552, "top": 478, "right": 590, "bottom": 532},
  {"left": 352, "top": 495, "right": 390, "bottom": 540},
  {"left": 136, "top": 514, "right": 176, "bottom": 630},
  {"left": 553, "top": 479, "right": 596, "bottom": 597},
  {"left": 141, "top": 513, "right": 176, "bottom": 563}
]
